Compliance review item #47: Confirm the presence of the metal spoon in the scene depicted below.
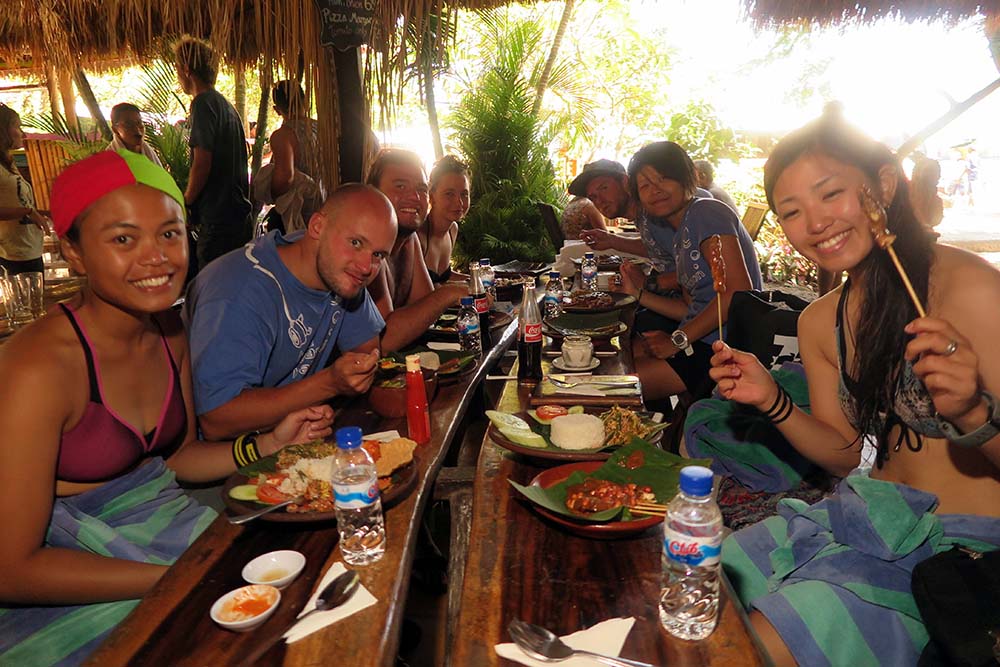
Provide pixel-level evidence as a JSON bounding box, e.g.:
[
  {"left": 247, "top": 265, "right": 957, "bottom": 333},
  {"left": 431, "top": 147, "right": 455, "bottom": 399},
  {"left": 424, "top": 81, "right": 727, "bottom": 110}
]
[
  {"left": 508, "top": 619, "right": 654, "bottom": 667},
  {"left": 547, "top": 376, "right": 637, "bottom": 389},
  {"left": 239, "top": 570, "right": 360, "bottom": 665},
  {"left": 226, "top": 496, "right": 305, "bottom": 525}
]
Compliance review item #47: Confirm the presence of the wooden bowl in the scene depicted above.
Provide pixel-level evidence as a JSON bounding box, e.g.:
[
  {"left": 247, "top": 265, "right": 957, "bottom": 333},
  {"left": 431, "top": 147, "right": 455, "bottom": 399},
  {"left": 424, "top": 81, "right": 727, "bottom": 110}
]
[{"left": 368, "top": 368, "right": 438, "bottom": 418}]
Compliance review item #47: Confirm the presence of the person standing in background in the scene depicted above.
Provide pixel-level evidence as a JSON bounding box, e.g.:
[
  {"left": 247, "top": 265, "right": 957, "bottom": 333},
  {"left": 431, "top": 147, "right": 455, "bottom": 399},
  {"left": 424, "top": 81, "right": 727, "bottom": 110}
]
[
  {"left": 0, "top": 104, "right": 50, "bottom": 276},
  {"left": 174, "top": 35, "right": 252, "bottom": 271},
  {"left": 106, "top": 103, "right": 162, "bottom": 167}
]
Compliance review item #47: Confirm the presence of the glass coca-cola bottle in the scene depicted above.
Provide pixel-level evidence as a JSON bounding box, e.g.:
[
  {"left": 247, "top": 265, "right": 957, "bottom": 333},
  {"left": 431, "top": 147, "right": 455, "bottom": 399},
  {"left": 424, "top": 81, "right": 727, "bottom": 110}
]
[{"left": 517, "top": 277, "right": 543, "bottom": 383}]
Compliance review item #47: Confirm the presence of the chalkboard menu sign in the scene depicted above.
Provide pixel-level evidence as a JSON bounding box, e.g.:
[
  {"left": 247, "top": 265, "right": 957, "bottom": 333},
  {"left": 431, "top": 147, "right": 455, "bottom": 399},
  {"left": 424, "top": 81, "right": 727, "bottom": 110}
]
[{"left": 314, "top": 0, "right": 376, "bottom": 50}]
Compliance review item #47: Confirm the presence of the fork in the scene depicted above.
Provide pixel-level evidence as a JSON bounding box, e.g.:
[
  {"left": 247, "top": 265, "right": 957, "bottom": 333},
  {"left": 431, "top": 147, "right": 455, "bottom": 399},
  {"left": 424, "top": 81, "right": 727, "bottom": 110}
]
[
  {"left": 508, "top": 619, "right": 654, "bottom": 667},
  {"left": 547, "top": 376, "right": 637, "bottom": 389},
  {"left": 226, "top": 496, "right": 304, "bottom": 524}
]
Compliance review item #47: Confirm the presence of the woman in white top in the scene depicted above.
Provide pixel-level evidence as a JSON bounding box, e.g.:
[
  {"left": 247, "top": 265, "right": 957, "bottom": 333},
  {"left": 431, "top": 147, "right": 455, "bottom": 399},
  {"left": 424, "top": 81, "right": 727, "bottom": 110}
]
[{"left": 0, "top": 104, "right": 51, "bottom": 275}]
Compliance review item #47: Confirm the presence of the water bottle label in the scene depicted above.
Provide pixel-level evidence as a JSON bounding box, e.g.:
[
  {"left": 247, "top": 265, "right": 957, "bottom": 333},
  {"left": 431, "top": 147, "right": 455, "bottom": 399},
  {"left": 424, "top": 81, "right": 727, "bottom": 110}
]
[
  {"left": 474, "top": 296, "right": 489, "bottom": 313},
  {"left": 544, "top": 294, "right": 559, "bottom": 305},
  {"left": 663, "top": 528, "right": 722, "bottom": 567},
  {"left": 334, "top": 480, "right": 380, "bottom": 509},
  {"left": 482, "top": 277, "right": 494, "bottom": 288},
  {"left": 459, "top": 320, "right": 480, "bottom": 335},
  {"left": 522, "top": 322, "right": 542, "bottom": 343}
]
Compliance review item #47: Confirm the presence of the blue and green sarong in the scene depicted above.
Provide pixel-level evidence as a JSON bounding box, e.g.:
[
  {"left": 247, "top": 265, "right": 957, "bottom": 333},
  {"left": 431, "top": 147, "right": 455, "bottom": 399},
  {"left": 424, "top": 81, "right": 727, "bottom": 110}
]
[
  {"left": 0, "top": 458, "right": 216, "bottom": 667},
  {"left": 723, "top": 471, "right": 1000, "bottom": 667}
]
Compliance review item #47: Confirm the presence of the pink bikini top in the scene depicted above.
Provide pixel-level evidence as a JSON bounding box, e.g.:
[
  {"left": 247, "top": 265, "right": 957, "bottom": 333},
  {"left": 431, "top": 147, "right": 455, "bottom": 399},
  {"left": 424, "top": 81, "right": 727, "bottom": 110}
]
[{"left": 57, "top": 304, "right": 187, "bottom": 483}]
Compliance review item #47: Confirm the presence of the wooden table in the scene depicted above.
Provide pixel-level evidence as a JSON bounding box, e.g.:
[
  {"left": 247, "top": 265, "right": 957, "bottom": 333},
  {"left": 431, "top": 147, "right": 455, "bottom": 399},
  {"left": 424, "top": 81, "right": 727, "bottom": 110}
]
[
  {"left": 448, "top": 340, "right": 771, "bottom": 666},
  {"left": 85, "top": 324, "right": 517, "bottom": 667}
]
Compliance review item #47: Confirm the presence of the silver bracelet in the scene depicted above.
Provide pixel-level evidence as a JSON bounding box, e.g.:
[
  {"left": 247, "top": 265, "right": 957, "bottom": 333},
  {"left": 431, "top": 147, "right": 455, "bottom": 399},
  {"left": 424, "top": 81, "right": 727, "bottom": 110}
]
[{"left": 936, "top": 391, "right": 1000, "bottom": 449}]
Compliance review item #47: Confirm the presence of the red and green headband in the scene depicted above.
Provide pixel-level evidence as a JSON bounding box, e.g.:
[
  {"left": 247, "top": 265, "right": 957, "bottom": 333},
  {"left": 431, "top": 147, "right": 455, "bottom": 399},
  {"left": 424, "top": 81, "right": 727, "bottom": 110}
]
[{"left": 50, "top": 150, "right": 185, "bottom": 238}]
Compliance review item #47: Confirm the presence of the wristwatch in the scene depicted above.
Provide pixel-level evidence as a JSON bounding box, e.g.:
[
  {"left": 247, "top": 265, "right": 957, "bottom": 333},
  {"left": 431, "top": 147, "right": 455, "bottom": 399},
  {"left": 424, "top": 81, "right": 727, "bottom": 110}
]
[
  {"left": 670, "top": 330, "right": 694, "bottom": 357},
  {"left": 936, "top": 391, "right": 1000, "bottom": 448}
]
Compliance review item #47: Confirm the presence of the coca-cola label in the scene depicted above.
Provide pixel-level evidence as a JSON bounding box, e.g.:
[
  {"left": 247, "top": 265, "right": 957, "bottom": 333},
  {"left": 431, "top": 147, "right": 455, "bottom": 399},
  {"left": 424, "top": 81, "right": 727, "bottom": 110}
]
[
  {"left": 663, "top": 527, "right": 722, "bottom": 567},
  {"left": 522, "top": 322, "right": 542, "bottom": 343},
  {"left": 474, "top": 296, "right": 489, "bottom": 313}
]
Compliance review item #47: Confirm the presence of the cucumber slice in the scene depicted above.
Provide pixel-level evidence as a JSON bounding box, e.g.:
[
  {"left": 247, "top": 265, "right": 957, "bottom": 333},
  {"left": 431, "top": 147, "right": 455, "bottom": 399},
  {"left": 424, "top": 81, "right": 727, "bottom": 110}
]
[
  {"left": 568, "top": 405, "right": 585, "bottom": 414},
  {"left": 486, "top": 410, "right": 531, "bottom": 432},
  {"left": 229, "top": 484, "right": 261, "bottom": 502},
  {"left": 498, "top": 426, "right": 547, "bottom": 448}
]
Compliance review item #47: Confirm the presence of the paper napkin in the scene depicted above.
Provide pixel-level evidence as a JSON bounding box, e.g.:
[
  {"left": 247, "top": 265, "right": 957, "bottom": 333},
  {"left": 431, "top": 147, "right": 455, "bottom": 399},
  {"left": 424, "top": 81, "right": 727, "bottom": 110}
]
[
  {"left": 495, "top": 617, "right": 636, "bottom": 667},
  {"left": 426, "top": 341, "right": 462, "bottom": 351},
  {"left": 283, "top": 563, "right": 377, "bottom": 644}
]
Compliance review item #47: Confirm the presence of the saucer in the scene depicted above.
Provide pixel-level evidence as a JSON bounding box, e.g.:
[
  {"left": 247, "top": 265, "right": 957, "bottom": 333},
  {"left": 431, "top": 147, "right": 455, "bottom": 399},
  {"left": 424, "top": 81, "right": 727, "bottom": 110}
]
[{"left": 550, "top": 356, "right": 601, "bottom": 372}]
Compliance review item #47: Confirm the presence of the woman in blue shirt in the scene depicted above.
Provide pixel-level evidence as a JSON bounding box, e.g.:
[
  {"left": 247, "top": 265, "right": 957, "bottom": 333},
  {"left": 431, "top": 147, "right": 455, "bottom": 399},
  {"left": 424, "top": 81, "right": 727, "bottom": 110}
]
[{"left": 619, "top": 141, "right": 762, "bottom": 400}]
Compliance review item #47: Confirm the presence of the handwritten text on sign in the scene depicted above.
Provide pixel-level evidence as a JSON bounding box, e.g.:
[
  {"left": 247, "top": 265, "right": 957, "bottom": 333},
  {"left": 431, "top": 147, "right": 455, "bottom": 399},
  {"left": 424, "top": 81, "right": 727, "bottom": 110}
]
[{"left": 314, "top": 0, "right": 376, "bottom": 50}]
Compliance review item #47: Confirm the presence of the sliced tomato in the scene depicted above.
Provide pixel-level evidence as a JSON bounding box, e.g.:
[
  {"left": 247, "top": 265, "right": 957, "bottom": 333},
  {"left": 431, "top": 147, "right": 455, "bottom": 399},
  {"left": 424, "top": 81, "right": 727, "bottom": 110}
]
[
  {"left": 256, "top": 482, "right": 291, "bottom": 505},
  {"left": 536, "top": 405, "right": 569, "bottom": 420}
]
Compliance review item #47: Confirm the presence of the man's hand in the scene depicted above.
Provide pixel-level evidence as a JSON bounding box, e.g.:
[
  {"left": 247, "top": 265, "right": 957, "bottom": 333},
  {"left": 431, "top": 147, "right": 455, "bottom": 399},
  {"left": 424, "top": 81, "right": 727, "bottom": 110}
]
[
  {"left": 326, "top": 348, "right": 380, "bottom": 396},
  {"left": 639, "top": 331, "right": 678, "bottom": 360},
  {"left": 579, "top": 228, "right": 615, "bottom": 251},
  {"left": 257, "top": 405, "right": 336, "bottom": 456}
]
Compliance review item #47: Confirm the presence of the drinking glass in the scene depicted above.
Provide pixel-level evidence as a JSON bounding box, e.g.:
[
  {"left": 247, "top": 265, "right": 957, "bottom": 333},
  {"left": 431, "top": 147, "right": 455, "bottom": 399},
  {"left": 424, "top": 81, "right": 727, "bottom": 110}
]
[{"left": 13, "top": 271, "right": 44, "bottom": 324}]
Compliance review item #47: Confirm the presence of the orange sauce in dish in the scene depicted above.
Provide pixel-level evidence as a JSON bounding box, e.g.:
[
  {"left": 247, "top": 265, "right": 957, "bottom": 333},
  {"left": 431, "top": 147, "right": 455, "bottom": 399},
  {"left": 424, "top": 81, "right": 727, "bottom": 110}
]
[{"left": 219, "top": 586, "right": 278, "bottom": 622}]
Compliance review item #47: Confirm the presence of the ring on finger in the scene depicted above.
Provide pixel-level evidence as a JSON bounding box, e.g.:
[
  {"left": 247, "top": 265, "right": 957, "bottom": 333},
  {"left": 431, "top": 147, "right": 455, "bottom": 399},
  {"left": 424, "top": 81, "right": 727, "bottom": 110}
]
[{"left": 944, "top": 339, "right": 959, "bottom": 356}]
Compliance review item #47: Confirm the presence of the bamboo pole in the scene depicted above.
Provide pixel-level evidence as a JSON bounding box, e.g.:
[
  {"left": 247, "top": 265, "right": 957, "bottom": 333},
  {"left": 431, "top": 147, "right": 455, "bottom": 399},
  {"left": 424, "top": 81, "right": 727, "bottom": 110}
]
[
  {"left": 896, "top": 76, "right": 1000, "bottom": 159},
  {"left": 56, "top": 68, "right": 78, "bottom": 130},
  {"left": 72, "top": 66, "right": 111, "bottom": 142}
]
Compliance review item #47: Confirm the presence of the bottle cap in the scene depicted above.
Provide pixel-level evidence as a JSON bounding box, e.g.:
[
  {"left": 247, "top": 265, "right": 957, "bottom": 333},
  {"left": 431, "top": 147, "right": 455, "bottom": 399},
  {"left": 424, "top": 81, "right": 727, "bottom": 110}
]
[
  {"left": 405, "top": 354, "right": 422, "bottom": 372},
  {"left": 479, "top": 258, "right": 491, "bottom": 265},
  {"left": 585, "top": 251, "right": 595, "bottom": 258},
  {"left": 460, "top": 296, "right": 474, "bottom": 306},
  {"left": 549, "top": 270, "right": 560, "bottom": 278},
  {"left": 679, "top": 466, "right": 713, "bottom": 497},
  {"left": 335, "top": 426, "right": 363, "bottom": 450}
]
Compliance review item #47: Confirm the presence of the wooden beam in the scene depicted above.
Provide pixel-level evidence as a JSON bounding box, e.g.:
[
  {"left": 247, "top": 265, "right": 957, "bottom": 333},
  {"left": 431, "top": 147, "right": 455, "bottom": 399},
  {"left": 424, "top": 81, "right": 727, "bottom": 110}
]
[
  {"left": 56, "top": 68, "right": 78, "bottom": 129},
  {"left": 250, "top": 64, "right": 271, "bottom": 180},
  {"left": 234, "top": 64, "right": 247, "bottom": 132},
  {"left": 72, "top": 67, "right": 111, "bottom": 142},
  {"left": 332, "top": 47, "right": 366, "bottom": 183},
  {"left": 896, "top": 76, "right": 1000, "bottom": 158}
]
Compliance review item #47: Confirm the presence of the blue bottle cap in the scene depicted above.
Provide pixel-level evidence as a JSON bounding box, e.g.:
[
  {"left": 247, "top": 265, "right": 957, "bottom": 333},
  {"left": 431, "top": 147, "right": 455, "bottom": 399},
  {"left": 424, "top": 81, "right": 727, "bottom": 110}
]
[
  {"left": 460, "top": 296, "right": 474, "bottom": 306},
  {"left": 335, "top": 426, "right": 363, "bottom": 449},
  {"left": 479, "top": 258, "right": 491, "bottom": 265},
  {"left": 585, "top": 251, "right": 595, "bottom": 258},
  {"left": 549, "top": 270, "right": 560, "bottom": 278},
  {"left": 679, "top": 466, "right": 713, "bottom": 497}
]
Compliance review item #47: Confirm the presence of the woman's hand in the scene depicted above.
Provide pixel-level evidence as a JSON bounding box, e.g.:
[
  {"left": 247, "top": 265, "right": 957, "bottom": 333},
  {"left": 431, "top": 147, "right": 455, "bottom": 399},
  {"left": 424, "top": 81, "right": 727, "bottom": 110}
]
[
  {"left": 29, "top": 209, "right": 51, "bottom": 234},
  {"left": 619, "top": 261, "right": 644, "bottom": 297},
  {"left": 905, "top": 317, "right": 982, "bottom": 427},
  {"left": 259, "top": 405, "right": 336, "bottom": 456},
  {"left": 709, "top": 340, "right": 778, "bottom": 410}
]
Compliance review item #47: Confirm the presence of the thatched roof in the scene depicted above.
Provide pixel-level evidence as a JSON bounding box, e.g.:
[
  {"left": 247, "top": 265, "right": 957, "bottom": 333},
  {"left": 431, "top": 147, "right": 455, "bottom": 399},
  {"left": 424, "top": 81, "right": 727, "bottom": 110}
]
[{"left": 743, "top": 0, "right": 1000, "bottom": 27}]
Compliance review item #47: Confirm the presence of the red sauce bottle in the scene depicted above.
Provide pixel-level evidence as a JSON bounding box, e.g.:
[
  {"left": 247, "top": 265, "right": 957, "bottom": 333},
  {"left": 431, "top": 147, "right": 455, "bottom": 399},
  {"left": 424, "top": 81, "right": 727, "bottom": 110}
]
[{"left": 405, "top": 354, "right": 431, "bottom": 444}]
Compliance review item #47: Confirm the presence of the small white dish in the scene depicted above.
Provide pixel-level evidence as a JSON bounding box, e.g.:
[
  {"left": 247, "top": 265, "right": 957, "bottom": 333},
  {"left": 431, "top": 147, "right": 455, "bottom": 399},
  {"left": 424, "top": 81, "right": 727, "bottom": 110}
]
[
  {"left": 210, "top": 584, "right": 281, "bottom": 632},
  {"left": 242, "top": 550, "right": 306, "bottom": 590},
  {"left": 551, "top": 356, "right": 601, "bottom": 372}
]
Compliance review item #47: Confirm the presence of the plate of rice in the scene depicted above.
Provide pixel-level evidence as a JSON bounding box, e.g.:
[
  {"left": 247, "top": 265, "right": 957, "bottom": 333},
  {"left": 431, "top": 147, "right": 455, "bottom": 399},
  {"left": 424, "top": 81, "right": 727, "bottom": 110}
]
[{"left": 487, "top": 407, "right": 665, "bottom": 462}]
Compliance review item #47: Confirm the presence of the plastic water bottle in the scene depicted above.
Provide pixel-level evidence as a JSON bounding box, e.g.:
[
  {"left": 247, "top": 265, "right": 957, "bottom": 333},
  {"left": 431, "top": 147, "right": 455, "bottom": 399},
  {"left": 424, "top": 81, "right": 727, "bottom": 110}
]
[
  {"left": 543, "top": 271, "right": 563, "bottom": 318},
  {"left": 332, "top": 426, "right": 385, "bottom": 566},
  {"left": 457, "top": 295, "right": 482, "bottom": 356},
  {"left": 660, "top": 466, "right": 722, "bottom": 640},
  {"left": 581, "top": 252, "right": 598, "bottom": 292},
  {"left": 479, "top": 258, "right": 496, "bottom": 299}
]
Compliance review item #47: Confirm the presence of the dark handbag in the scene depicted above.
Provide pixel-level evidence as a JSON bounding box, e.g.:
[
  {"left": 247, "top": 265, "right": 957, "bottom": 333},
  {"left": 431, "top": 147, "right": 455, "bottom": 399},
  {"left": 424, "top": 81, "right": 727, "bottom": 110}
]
[
  {"left": 912, "top": 546, "right": 1000, "bottom": 666},
  {"left": 724, "top": 290, "right": 810, "bottom": 370}
]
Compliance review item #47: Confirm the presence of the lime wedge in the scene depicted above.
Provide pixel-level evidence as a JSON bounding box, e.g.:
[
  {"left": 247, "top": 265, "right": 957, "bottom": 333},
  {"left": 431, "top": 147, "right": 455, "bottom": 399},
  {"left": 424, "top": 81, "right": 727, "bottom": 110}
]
[
  {"left": 486, "top": 410, "right": 531, "bottom": 432},
  {"left": 568, "top": 405, "right": 585, "bottom": 414},
  {"left": 498, "top": 426, "right": 547, "bottom": 448}
]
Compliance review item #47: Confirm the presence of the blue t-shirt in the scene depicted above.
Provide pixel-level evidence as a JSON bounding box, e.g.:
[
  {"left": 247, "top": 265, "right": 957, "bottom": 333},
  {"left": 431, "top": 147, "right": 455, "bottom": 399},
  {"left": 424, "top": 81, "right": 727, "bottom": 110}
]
[
  {"left": 183, "top": 231, "right": 385, "bottom": 415},
  {"left": 634, "top": 188, "right": 713, "bottom": 277},
  {"left": 674, "top": 197, "right": 763, "bottom": 344}
]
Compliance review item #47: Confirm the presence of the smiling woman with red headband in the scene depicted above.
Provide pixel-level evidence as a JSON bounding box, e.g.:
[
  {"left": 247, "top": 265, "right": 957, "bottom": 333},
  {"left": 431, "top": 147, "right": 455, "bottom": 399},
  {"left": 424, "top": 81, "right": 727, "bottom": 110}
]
[{"left": 0, "top": 150, "right": 333, "bottom": 666}]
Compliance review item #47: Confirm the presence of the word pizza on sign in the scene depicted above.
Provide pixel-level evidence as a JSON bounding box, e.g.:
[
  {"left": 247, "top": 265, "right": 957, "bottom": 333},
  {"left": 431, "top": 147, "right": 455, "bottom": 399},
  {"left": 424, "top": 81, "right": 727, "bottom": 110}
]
[{"left": 313, "top": 0, "right": 376, "bottom": 50}]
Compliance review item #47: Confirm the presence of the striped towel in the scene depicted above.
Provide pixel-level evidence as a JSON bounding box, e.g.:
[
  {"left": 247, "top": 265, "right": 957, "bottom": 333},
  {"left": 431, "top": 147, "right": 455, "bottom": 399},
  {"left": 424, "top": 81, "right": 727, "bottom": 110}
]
[
  {"left": 722, "top": 471, "right": 1000, "bottom": 667},
  {"left": 684, "top": 363, "right": 822, "bottom": 492},
  {"left": 0, "top": 459, "right": 216, "bottom": 667}
]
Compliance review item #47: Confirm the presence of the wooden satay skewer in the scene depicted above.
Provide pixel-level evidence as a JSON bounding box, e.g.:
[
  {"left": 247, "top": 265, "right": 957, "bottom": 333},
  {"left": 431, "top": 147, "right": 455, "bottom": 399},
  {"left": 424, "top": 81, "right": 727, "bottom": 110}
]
[
  {"left": 861, "top": 187, "right": 927, "bottom": 317},
  {"left": 709, "top": 234, "right": 727, "bottom": 339}
]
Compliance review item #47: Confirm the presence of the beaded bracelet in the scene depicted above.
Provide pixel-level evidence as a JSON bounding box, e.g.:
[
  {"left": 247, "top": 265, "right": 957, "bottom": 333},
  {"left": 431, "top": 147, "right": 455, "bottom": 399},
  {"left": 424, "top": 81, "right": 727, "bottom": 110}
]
[{"left": 232, "top": 432, "right": 261, "bottom": 468}]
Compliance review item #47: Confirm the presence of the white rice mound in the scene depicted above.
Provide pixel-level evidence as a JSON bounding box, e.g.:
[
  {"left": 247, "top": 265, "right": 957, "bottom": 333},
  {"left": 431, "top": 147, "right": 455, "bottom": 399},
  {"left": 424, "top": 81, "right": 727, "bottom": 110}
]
[{"left": 549, "top": 413, "right": 605, "bottom": 450}]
